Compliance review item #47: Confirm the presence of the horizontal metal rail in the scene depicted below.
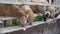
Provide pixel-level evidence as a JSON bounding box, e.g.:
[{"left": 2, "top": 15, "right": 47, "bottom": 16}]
[
  {"left": 0, "top": 17, "right": 15, "bottom": 20},
  {"left": 0, "top": 1, "right": 60, "bottom": 7}
]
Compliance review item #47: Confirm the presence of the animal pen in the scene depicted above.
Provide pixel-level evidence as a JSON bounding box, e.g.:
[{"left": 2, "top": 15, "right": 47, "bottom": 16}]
[{"left": 0, "top": 0, "right": 60, "bottom": 34}]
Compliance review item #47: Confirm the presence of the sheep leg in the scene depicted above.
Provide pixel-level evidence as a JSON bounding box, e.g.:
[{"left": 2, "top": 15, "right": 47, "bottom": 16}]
[
  {"left": 19, "top": 16, "right": 27, "bottom": 26},
  {"left": 27, "top": 14, "right": 34, "bottom": 25}
]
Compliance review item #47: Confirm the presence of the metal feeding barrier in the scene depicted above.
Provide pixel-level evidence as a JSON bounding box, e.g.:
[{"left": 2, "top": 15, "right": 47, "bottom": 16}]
[
  {"left": 0, "top": 0, "right": 60, "bottom": 27},
  {"left": 0, "top": 0, "right": 60, "bottom": 34}
]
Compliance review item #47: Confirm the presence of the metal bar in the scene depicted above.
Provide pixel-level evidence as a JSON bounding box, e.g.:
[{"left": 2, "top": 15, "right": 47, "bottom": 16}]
[
  {"left": 0, "top": 17, "right": 15, "bottom": 20},
  {"left": 0, "top": 1, "right": 60, "bottom": 7}
]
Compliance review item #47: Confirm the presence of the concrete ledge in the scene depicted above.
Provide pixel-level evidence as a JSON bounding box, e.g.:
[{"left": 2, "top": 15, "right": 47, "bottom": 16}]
[
  {"left": 0, "top": 21, "right": 45, "bottom": 34},
  {"left": 0, "top": 18, "right": 60, "bottom": 34}
]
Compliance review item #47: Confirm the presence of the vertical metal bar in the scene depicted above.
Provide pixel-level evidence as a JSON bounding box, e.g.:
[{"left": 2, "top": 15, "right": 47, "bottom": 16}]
[
  {"left": 37, "top": 5, "right": 40, "bottom": 16},
  {"left": 49, "top": 0, "right": 52, "bottom": 5},
  {"left": 54, "top": 0, "right": 56, "bottom": 5},
  {"left": 58, "top": 0, "right": 60, "bottom": 10},
  {"left": 49, "top": 0, "right": 52, "bottom": 8},
  {"left": 3, "top": 20, "right": 7, "bottom": 27},
  {"left": 59, "top": 0, "right": 60, "bottom": 5},
  {"left": 10, "top": 20, "right": 12, "bottom": 26}
]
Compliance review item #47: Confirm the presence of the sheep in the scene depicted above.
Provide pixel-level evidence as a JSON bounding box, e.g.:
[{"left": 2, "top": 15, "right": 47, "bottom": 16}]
[
  {"left": 30, "top": 0, "right": 56, "bottom": 21},
  {"left": 30, "top": 0, "right": 48, "bottom": 15},
  {"left": 0, "top": 4, "right": 34, "bottom": 26},
  {"left": 18, "top": 4, "right": 35, "bottom": 26},
  {"left": 46, "top": 6, "right": 56, "bottom": 18},
  {"left": 30, "top": 0, "right": 56, "bottom": 16}
]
